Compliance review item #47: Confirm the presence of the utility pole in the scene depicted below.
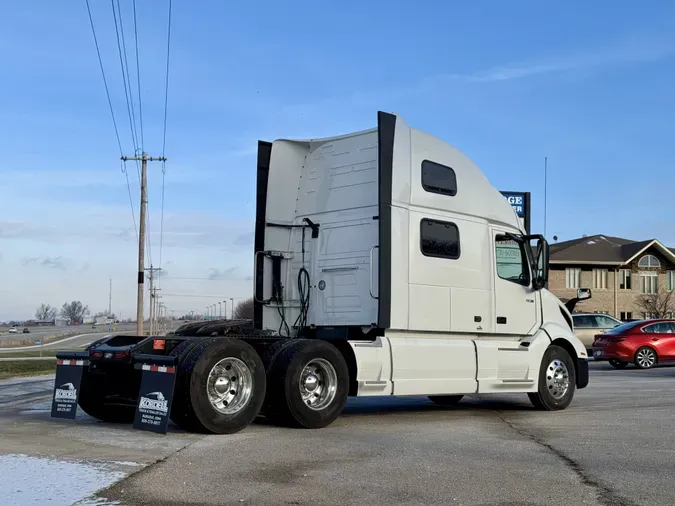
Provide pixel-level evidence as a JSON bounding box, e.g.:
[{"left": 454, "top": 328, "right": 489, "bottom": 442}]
[
  {"left": 230, "top": 298, "right": 234, "bottom": 319},
  {"left": 108, "top": 278, "right": 112, "bottom": 317},
  {"left": 145, "top": 265, "right": 162, "bottom": 335},
  {"left": 122, "top": 152, "right": 166, "bottom": 336},
  {"left": 223, "top": 300, "right": 227, "bottom": 320}
]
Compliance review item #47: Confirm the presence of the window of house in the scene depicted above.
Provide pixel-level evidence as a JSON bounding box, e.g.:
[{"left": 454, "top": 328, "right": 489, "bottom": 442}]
[
  {"left": 619, "top": 269, "right": 631, "bottom": 290},
  {"left": 420, "top": 219, "right": 460, "bottom": 259},
  {"left": 620, "top": 311, "right": 633, "bottom": 320},
  {"left": 593, "top": 268, "right": 608, "bottom": 289},
  {"left": 421, "top": 160, "right": 457, "bottom": 197},
  {"left": 638, "top": 255, "right": 660, "bottom": 268},
  {"left": 640, "top": 272, "right": 658, "bottom": 294},
  {"left": 642, "top": 312, "right": 659, "bottom": 320},
  {"left": 495, "top": 235, "right": 530, "bottom": 286},
  {"left": 666, "top": 270, "right": 675, "bottom": 291},
  {"left": 565, "top": 268, "right": 580, "bottom": 289}
]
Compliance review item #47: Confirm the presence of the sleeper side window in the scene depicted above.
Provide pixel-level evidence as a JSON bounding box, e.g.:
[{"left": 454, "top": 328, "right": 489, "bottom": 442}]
[
  {"left": 495, "top": 235, "right": 531, "bottom": 286},
  {"left": 420, "top": 219, "right": 460, "bottom": 259},
  {"left": 422, "top": 160, "right": 457, "bottom": 196}
]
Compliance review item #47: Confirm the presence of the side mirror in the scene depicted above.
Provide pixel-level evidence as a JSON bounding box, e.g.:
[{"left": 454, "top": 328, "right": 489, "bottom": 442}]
[
  {"left": 577, "top": 288, "right": 592, "bottom": 301},
  {"left": 525, "top": 235, "right": 549, "bottom": 290},
  {"left": 564, "top": 288, "right": 592, "bottom": 313}
]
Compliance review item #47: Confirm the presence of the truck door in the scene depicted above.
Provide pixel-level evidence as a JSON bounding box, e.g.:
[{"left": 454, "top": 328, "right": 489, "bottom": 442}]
[{"left": 491, "top": 229, "right": 538, "bottom": 336}]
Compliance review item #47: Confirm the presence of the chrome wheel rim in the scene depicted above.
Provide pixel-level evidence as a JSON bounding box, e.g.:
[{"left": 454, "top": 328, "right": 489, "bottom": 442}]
[
  {"left": 637, "top": 348, "right": 656, "bottom": 368},
  {"left": 299, "top": 358, "right": 337, "bottom": 411},
  {"left": 206, "top": 357, "right": 253, "bottom": 415},
  {"left": 545, "top": 359, "right": 570, "bottom": 400}
]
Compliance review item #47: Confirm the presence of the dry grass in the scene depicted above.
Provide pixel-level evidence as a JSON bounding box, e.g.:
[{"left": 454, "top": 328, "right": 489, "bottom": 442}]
[{"left": 0, "top": 360, "right": 56, "bottom": 380}]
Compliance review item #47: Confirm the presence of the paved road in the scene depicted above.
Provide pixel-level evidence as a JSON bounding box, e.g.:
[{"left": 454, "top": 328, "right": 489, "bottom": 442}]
[
  {"left": 0, "top": 323, "right": 137, "bottom": 345},
  {"left": 2, "top": 362, "right": 675, "bottom": 505},
  {"left": 0, "top": 331, "right": 130, "bottom": 353}
]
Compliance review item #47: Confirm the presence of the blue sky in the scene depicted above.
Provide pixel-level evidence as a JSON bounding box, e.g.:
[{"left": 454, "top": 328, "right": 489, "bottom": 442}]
[{"left": 1, "top": 1, "right": 674, "bottom": 321}]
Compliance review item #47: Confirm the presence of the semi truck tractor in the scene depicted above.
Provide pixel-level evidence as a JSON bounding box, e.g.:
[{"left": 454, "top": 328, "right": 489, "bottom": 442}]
[{"left": 53, "top": 112, "right": 590, "bottom": 434}]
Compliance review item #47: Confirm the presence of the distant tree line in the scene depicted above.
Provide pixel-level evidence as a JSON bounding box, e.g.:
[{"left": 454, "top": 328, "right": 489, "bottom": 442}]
[{"left": 34, "top": 301, "right": 92, "bottom": 324}]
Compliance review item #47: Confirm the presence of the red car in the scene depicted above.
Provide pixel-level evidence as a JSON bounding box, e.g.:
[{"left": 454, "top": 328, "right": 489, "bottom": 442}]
[{"left": 593, "top": 319, "right": 675, "bottom": 369}]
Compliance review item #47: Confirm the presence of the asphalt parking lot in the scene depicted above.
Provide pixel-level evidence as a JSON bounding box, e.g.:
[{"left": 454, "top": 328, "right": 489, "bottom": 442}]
[{"left": 1, "top": 362, "right": 674, "bottom": 506}]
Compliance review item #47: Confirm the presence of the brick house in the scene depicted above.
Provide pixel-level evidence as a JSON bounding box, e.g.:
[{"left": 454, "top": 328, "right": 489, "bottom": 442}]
[{"left": 548, "top": 235, "right": 675, "bottom": 319}]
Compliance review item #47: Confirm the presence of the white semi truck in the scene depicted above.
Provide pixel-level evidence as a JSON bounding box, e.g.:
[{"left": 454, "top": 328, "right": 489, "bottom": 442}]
[{"left": 53, "top": 112, "right": 590, "bottom": 434}]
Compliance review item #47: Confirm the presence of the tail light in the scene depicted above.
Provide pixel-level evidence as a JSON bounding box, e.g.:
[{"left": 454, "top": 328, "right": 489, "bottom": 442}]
[
  {"left": 92, "top": 351, "right": 103, "bottom": 358},
  {"left": 153, "top": 339, "right": 166, "bottom": 351}
]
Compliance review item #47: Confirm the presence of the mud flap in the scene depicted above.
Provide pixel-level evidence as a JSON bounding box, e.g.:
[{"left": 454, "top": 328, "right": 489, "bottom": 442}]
[
  {"left": 132, "top": 354, "right": 178, "bottom": 434},
  {"left": 51, "top": 352, "right": 90, "bottom": 419}
]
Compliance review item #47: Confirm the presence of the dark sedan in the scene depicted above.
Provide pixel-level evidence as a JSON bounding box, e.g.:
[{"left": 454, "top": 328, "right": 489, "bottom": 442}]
[{"left": 593, "top": 319, "right": 675, "bottom": 369}]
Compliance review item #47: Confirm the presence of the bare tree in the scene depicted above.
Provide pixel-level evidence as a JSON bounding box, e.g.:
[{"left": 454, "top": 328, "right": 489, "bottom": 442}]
[
  {"left": 635, "top": 288, "right": 675, "bottom": 319},
  {"left": 94, "top": 311, "right": 117, "bottom": 319},
  {"left": 60, "top": 301, "right": 90, "bottom": 324},
  {"left": 35, "top": 303, "right": 57, "bottom": 321},
  {"left": 233, "top": 298, "right": 254, "bottom": 320}
]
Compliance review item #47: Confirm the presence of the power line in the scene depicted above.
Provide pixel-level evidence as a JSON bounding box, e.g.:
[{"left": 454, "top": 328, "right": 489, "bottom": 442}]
[
  {"left": 161, "top": 0, "right": 172, "bottom": 158},
  {"left": 110, "top": 0, "right": 139, "bottom": 160},
  {"left": 84, "top": 0, "right": 123, "bottom": 156},
  {"left": 111, "top": 0, "right": 152, "bottom": 268},
  {"left": 158, "top": 0, "right": 172, "bottom": 289},
  {"left": 121, "top": 160, "right": 139, "bottom": 241},
  {"left": 132, "top": 0, "right": 144, "bottom": 151},
  {"left": 85, "top": 0, "right": 137, "bottom": 241}
]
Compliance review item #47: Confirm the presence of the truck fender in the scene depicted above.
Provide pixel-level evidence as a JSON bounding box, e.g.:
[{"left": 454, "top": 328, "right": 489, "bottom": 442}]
[{"left": 541, "top": 322, "right": 589, "bottom": 389}]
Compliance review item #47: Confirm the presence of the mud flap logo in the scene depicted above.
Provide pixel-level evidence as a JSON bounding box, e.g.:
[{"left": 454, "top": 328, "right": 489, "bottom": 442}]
[
  {"left": 138, "top": 392, "right": 169, "bottom": 414},
  {"left": 55, "top": 383, "right": 77, "bottom": 402}
]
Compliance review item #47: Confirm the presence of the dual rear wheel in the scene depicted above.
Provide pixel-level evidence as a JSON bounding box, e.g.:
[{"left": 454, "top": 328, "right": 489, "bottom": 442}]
[{"left": 171, "top": 338, "right": 350, "bottom": 434}]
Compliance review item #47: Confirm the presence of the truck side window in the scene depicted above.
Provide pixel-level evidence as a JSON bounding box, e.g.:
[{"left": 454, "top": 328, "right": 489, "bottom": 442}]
[
  {"left": 422, "top": 160, "right": 457, "bottom": 196},
  {"left": 420, "top": 219, "right": 460, "bottom": 259},
  {"left": 495, "top": 235, "right": 530, "bottom": 286}
]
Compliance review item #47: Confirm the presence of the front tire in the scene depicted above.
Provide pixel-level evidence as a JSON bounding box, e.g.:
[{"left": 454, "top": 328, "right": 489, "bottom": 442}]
[
  {"left": 609, "top": 359, "right": 628, "bottom": 369},
  {"left": 265, "top": 339, "right": 349, "bottom": 429},
  {"left": 528, "top": 345, "right": 576, "bottom": 411},
  {"left": 428, "top": 395, "right": 464, "bottom": 406},
  {"left": 634, "top": 347, "right": 657, "bottom": 369}
]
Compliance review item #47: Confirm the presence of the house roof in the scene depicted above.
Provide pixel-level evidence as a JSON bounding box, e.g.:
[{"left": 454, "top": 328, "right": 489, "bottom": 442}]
[{"left": 550, "top": 234, "right": 675, "bottom": 266}]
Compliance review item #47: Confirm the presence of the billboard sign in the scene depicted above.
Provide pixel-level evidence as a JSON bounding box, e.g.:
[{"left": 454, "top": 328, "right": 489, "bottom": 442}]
[{"left": 500, "top": 191, "right": 531, "bottom": 234}]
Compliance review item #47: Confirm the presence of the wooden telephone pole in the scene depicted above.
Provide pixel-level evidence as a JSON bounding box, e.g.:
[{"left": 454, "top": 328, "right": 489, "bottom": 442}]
[
  {"left": 121, "top": 152, "right": 166, "bottom": 336},
  {"left": 146, "top": 265, "right": 162, "bottom": 335}
]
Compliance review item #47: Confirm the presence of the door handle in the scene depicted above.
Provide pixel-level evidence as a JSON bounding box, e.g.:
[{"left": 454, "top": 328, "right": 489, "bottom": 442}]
[
  {"left": 652, "top": 338, "right": 659, "bottom": 342},
  {"left": 526, "top": 299, "right": 534, "bottom": 303}
]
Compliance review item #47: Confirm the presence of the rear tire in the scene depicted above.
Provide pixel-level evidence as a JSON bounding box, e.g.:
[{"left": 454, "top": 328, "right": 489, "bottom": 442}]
[
  {"left": 168, "top": 338, "right": 206, "bottom": 429},
  {"left": 265, "top": 340, "right": 349, "bottom": 429},
  {"left": 170, "top": 338, "right": 266, "bottom": 434},
  {"left": 78, "top": 369, "right": 136, "bottom": 423},
  {"left": 634, "top": 347, "right": 657, "bottom": 369},
  {"left": 609, "top": 359, "right": 628, "bottom": 369},
  {"left": 528, "top": 345, "right": 576, "bottom": 411},
  {"left": 428, "top": 395, "right": 464, "bottom": 406}
]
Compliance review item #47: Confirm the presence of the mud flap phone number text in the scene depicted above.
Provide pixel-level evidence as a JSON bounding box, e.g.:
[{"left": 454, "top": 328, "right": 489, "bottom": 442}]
[
  {"left": 141, "top": 414, "right": 163, "bottom": 426},
  {"left": 55, "top": 403, "right": 74, "bottom": 412}
]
